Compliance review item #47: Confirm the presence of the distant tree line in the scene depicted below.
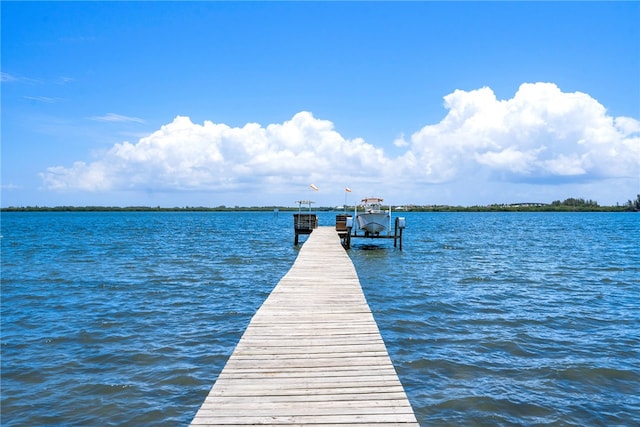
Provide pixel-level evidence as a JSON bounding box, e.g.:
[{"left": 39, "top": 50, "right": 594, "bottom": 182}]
[
  {"left": 0, "top": 205, "right": 286, "bottom": 212},
  {"left": 2, "top": 195, "right": 639, "bottom": 212},
  {"left": 395, "top": 195, "right": 640, "bottom": 212},
  {"left": 626, "top": 194, "right": 640, "bottom": 212},
  {"left": 550, "top": 198, "right": 599, "bottom": 208}
]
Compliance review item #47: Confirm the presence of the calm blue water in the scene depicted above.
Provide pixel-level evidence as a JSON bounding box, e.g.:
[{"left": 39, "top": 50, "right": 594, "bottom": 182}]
[{"left": 2, "top": 211, "right": 639, "bottom": 426}]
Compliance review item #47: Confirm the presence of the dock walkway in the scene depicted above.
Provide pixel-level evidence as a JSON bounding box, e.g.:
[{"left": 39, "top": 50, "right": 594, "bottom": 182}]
[{"left": 190, "top": 226, "right": 418, "bottom": 426}]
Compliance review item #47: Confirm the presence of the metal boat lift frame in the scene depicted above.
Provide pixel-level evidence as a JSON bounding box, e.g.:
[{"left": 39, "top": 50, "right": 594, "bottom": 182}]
[{"left": 336, "top": 213, "right": 406, "bottom": 250}]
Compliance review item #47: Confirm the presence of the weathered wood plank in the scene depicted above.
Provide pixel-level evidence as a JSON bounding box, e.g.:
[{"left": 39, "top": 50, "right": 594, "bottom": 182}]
[
  {"left": 190, "top": 227, "right": 418, "bottom": 426},
  {"left": 192, "top": 416, "right": 419, "bottom": 426},
  {"left": 198, "top": 400, "right": 414, "bottom": 412}
]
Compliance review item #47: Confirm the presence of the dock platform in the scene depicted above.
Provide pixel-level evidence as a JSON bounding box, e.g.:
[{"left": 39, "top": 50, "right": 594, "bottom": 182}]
[{"left": 190, "top": 226, "right": 418, "bottom": 426}]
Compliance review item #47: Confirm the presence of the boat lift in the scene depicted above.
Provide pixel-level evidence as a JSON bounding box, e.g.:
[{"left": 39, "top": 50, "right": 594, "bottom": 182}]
[{"left": 336, "top": 207, "right": 406, "bottom": 250}]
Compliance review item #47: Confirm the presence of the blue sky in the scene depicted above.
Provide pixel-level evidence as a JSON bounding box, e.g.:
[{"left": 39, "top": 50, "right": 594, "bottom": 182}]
[{"left": 2, "top": 1, "right": 639, "bottom": 207}]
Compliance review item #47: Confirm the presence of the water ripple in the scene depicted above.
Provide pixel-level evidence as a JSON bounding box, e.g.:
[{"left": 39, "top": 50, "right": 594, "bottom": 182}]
[
  {"left": 352, "top": 212, "right": 640, "bottom": 426},
  {"left": 2, "top": 211, "right": 639, "bottom": 426}
]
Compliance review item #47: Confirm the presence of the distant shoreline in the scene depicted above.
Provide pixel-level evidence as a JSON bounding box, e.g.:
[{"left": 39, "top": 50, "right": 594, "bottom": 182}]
[{"left": 1, "top": 205, "right": 636, "bottom": 213}]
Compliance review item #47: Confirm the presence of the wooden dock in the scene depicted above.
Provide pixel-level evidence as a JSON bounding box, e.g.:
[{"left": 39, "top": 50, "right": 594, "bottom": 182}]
[{"left": 190, "top": 226, "right": 418, "bottom": 426}]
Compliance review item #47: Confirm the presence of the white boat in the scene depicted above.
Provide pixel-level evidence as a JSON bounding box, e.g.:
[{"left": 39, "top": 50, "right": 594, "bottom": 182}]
[{"left": 356, "top": 197, "right": 390, "bottom": 235}]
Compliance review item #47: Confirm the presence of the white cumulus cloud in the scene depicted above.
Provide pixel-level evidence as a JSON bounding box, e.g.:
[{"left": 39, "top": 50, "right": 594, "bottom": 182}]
[
  {"left": 41, "top": 82, "right": 639, "bottom": 204},
  {"left": 41, "top": 112, "right": 388, "bottom": 195},
  {"left": 399, "top": 82, "right": 639, "bottom": 183}
]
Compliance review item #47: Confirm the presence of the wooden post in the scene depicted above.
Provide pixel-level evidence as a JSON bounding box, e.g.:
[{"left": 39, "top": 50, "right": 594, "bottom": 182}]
[
  {"left": 394, "top": 218, "right": 399, "bottom": 248},
  {"left": 345, "top": 226, "right": 351, "bottom": 249},
  {"left": 394, "top": 217, "right": 403, "bottom": 250}
]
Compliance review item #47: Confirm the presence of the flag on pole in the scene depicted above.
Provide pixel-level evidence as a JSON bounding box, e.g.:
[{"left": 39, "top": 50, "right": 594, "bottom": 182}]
[
  {"left": 310, "top": 184, "right": 319, "bottom": 191},
  {"left": 345, "top": 187, "right": 352, "bottom": 192}
]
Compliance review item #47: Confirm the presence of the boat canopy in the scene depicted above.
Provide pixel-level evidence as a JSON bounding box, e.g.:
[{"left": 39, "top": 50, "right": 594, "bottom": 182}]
[{"left": 361, "top": 197, "right": 384, "bottom": 204}]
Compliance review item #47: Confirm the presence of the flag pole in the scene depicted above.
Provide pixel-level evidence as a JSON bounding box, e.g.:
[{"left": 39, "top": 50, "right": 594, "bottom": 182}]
[
  {"left": 344, "top": 187, "right": 352, "bottom": 214},
  {"left": 344, "top": 190, "right": 347, "bottom": 214}
]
